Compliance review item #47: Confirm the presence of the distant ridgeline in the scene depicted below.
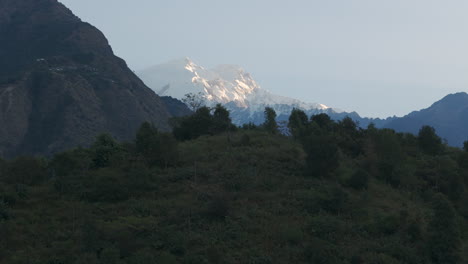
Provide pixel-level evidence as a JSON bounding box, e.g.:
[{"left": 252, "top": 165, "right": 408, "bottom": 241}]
[
  {"left": 382, "top": 92, "right": 468, "bottom": 147},
  {"left": 138, "top": 59, "right": 468, "bottom": 147},
  {"left": 1, "top": 105, "right": 468, "bottom": 263}
]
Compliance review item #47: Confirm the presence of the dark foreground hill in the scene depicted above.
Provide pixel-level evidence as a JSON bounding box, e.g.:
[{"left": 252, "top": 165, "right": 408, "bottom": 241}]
[
  {"left": 0, "top": 0, "right": 177, "bottom": 157},
  {"left": 0, "top": 108, "right": 467, "bottom": 263},
  {"left": 384, "top": 92, "right": 468, "bottom": 147}
]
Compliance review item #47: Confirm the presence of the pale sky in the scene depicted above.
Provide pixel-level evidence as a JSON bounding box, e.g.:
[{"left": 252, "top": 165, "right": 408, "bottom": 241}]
[{"left": 59, "top": 0, "right": 468, "bottom": 118}]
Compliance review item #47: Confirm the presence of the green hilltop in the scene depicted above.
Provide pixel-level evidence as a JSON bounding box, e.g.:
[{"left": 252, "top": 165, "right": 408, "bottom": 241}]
[{"left": 1, "top": 106, "right": 468, "bottom": 264}]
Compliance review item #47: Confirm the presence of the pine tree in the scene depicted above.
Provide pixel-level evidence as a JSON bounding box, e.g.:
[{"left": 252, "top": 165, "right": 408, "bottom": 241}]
[
  {"left": 263, "top": 107, "right": 278, "bottom": 134},
  {"left": 418, "top": 126, "right": 442, "bottom": 155},
  {"left": 288, "top": 108, "right": 308, "bottom": 139},
  {"left": 212, "top": 104, "right": 233, "bottom": 134}
]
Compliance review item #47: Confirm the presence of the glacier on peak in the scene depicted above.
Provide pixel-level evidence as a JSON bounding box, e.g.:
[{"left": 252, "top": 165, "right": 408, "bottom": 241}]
[
  {"left": 139, "top": 57, "right": 330, "bottom": 109},
  {"left": 137, "top": 58, "right": 348, "bottom": 125}
]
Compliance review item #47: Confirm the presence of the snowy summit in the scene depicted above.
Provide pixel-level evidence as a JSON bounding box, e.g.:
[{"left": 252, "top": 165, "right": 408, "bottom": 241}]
[{"left": 138, "top": 58, "right": 336, "bottom": 124}]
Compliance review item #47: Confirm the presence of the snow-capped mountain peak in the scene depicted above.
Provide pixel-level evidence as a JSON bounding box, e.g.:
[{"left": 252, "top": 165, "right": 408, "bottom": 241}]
[
  {"left": 139, "top": 57, "right": 266, "bottom": 108},
  {"left": 138, "top": 58, "right": 333, "bottom": 123}
]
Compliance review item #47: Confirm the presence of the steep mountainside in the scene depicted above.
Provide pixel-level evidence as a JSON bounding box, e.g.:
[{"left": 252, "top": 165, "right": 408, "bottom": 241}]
[
  {"left": 384, "top": 92, "right": 468, "bottom": 146},
  {"left": 160, "top": 96, "right": 192, "bottom": 117},
  {"left": 0, "top": 0, "right": 177, "bottom": 157}
]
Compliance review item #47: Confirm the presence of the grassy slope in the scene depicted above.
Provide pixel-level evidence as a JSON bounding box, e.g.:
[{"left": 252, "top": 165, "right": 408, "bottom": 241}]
[{"left": 0, "top": 131, "right": 467, "bottom": 263}]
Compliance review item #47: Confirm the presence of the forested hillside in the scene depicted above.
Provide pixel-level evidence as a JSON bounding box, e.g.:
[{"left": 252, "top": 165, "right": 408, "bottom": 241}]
[{"left": 1, "top": 106, "right": 467, "bottom": 264}]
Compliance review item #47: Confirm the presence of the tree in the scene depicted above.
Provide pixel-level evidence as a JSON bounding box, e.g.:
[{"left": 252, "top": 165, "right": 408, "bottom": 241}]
[
  {"left": 288, "top": 108, "right": 309, "bottom": 139},
  {"left": 182, "top": 92, "right": 206, "bottom": 111},
  {"left": 173, "top": 106, "right": 213, "bottom": 140},
  {"left": 172, "top": 105, "right": 235, "bottom": 141},
  {"left": 90, "top": 133, "right": 123, "bottom": 168},
  {"left": 338, "top": 117, "right": 358, "bottom": 135},
  {"left": 336, "top": 117, "right": 362, "bottom": 157},
  {"left": 135, "top": 122, "right": 160, "bottom": 163},
  {"left": 463, "top": 141, "right": 468, "bottom": 152},
  {"left": 427, "top": 194, "right": 461, "bottom": 264},
  {"left": 263, "top": 107, "right": 278, "bottom": 134},
  {"left": 212, "top": 104, "right": 233, "bottom": 134},
  {"left": 311, "top": 113, "right": 334, "bottom": 131},
  {"left": 418, "top": 126, "right": 442, "bottom": 155}
]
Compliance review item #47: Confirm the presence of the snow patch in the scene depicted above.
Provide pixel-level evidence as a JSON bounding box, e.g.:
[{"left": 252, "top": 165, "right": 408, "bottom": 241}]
[{"left": 138, "top": 57, "right": 333, "bottom": 117}]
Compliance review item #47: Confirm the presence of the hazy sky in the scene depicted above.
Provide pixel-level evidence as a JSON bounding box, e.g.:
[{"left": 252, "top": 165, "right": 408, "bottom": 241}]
[{"left": 59, "top": 0, "right": 468, "bottom": 118}]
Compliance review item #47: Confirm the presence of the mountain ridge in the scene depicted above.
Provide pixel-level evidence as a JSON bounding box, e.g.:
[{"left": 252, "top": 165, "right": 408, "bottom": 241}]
[
  {"left": 137, "top": 58, "right": 346, "bottom": 124},
  {"left": 384, "top": 92, "right": 468, "bottom": 146},
  {"left": 0, "top": 0, "right": 179, "bottom": 157},
  {"left": 138, "top": 58, "right": 468, "bottom": 146},
  {"left": 138, "top": 58, "right": 397, "bottom": 128}
]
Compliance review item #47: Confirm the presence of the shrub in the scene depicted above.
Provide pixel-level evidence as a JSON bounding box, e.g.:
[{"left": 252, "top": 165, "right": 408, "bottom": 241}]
[
  {"left": 99, "top": 246, "right": 120, "bottom": 264},
  {"left": 135, "top": 122, "right": 178, "bottom": 167},
  {"left": 85, "top": 169, "right": 129, "bottom": 203},
  {"left": 427, "top": 194, "right": 461, "bottom": 264},
  {"left": 0, "top": 201, "right": 10, "bottom": 220},
  {"left": 347, "top": 169, "right": 370, "bottom": 190},
  {"left": 277, "top": 225, "right": 303, "bottom": 245},
  {"left": 204, "top": 196, "right": 230, "bottom": 221},
  {"left": 73, "top": 254, "right": 99, "bottom": 264},
  {"left": 303, "top": 135, "right": 339, "bottom": 178},
  {"left": 305, "top": 186, "right": 349, "bottom": 214},
  {"left": 376, "top": 214, "right": 400, "bottom": 235},
  {"left": 90, "top": 133, "right": 124, "bottom": 168},
  {"left": 4, "top": 156, "right": 48, "bottom": 185},
  {"left": 307, "top": 215, "right": 346, "bottom": 242},
  {"left": 127, "top": 249, "right": 157, "bottom": 264},
  {"left": 304, "top": 237, "right": 341, "bottom": 264}
]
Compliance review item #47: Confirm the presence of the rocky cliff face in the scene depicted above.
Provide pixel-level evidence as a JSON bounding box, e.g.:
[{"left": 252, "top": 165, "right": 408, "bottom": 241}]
[{"left": 0, "top": 0, "right": 175, "bottom": 157}]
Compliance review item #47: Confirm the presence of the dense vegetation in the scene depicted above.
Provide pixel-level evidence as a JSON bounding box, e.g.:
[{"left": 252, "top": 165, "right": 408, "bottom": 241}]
[{"left": 1, "top": 105, "right": 468, "bottom": 264}]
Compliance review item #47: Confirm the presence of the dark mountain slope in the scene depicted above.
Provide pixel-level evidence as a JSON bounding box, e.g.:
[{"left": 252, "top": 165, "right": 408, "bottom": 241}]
[
  {"left": 384, "top": 92, "right": 468, "bottom": 146},
  {"left": 0, "top": 0, "right": 175, "bottom": 157},
  {"left": 160, "top": 96, "right": 193, "bottom": 117}
]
